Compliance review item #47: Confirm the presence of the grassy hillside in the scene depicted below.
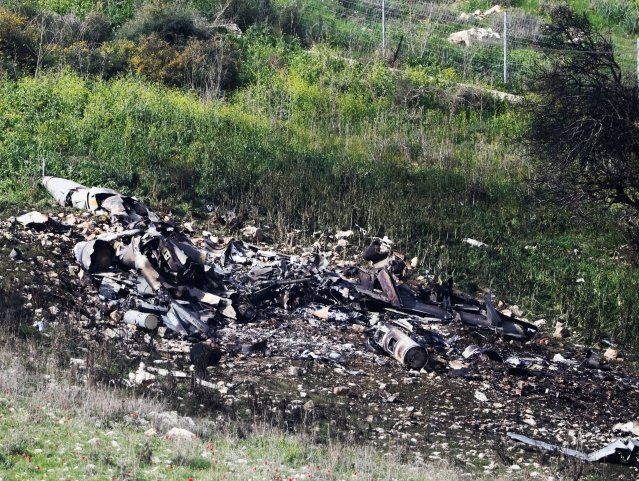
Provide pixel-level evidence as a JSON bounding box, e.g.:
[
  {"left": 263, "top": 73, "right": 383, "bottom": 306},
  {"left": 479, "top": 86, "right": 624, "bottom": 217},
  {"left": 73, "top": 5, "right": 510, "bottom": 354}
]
[{"left": 1, "top": 0, "right": 639, "bottom": 347}]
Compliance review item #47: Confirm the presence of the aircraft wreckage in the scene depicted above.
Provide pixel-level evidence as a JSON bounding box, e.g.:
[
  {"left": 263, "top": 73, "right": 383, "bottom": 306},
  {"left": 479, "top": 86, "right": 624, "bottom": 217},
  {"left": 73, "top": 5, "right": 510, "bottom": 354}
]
[
  {"left": 39, "top": 176, "right": 539, "bottom": 357},
  {"left": 10, "top": 176, "right": 638, "bottom": 469}
]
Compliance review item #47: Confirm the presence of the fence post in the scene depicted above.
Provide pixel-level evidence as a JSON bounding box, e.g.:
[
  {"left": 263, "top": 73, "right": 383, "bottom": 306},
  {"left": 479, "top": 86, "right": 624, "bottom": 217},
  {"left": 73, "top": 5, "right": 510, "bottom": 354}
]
[
  {"left": 503, "top": 12, "right": 508, "bottom": 85},
  {"left": 381, "top": 0, "right": 386, "bottom": 55},
  {"left": 636, "top": 38, "right": 639, "bottom": 89}
]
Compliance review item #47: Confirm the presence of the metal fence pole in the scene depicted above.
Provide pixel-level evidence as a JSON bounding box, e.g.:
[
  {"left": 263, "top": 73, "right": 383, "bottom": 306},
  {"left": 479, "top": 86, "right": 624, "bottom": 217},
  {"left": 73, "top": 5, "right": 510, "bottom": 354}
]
[
  {"left": 503, "top": 12, "right": 508, "bottom": 85},
  {"left": 382, "top": 0, "right": 386, "bottom": 55},
  {"left": 636, "top": 38, "right": 639, "bottom": 89}
]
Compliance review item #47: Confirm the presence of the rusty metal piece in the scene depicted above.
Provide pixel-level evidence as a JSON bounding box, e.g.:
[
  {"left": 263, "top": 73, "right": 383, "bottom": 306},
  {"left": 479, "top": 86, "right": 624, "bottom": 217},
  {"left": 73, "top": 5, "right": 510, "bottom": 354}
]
[
  {"left": 171, "top": 239, "right": 212, "bottom": 266},
  {"left": 373, "top": 325, "right": 428, "bottom": 369},
  {"left": 185, "top": 286, "right": 226, "bottom": 306},
  {"left": 377, "top": 270, "right": 402, "bottom": 308},
  {"left": 134, "top": 252, "right": 163, "bottom": 291}
]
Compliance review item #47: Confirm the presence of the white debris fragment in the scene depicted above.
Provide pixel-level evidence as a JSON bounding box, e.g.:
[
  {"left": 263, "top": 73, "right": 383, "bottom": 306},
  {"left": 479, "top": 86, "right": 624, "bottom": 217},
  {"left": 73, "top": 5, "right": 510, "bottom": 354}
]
[
  {"left": 613, "top": 420, "right": 639, "bottom": 436},
  {"left": 462, "top": 238, "right": 488, "bottom": 247}
]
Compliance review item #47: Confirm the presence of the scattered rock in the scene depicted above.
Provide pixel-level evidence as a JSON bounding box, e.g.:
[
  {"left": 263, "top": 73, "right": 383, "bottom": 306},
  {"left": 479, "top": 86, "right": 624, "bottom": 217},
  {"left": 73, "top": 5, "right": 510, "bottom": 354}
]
[
  {"left": 16, "top": 211, "right": 49, "bottom": 227},
  {"left": 533, "top": 319, "right": 547, "bottom": 328},
  {"left": 333, "top": 386, "right": 350, "bottom": 396},
  {"left": 165, "top": 427, "right": 196, "bottom": 441},
  {"left": 351, "top": 324, "right": 367, "bottom": 333},
  {"left": 129, "top": 363, "right": 156, "bottom": 386},
  {"left": 603, "top": 348, "right": 619, "bottom": 361},
  {"left": 553, "top": 323, "right": 572, "bottom": 339},
  {"left": 474, "top": 391, "right": 488, "bottom": 402},
  {"left": 288, "top": 366, "right": 303, "bottom": 377},
  {"left": 613, "top": 420, "right": 639, "bottom": 436},
  {"left": 241, "top": 226, "right": 265, "bottom": 242},
  {"left": 462, "top": 237, "right": 488, "bottom": 247},
  {"left": 335, "top": 230, "right": 354, "bottom": 240}
]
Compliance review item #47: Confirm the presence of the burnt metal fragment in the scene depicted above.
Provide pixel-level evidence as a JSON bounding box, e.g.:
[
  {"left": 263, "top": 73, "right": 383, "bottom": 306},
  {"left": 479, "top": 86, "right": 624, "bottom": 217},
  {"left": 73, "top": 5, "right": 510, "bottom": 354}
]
[
  {"left": 74, "top": 240, "right": 115, "bottom": 273},
  {"left": 371, "top": 325, "right": 428, "bottom": 369},
  {"left": 508, "top": 432, "right": 639, "bottom": 466}
]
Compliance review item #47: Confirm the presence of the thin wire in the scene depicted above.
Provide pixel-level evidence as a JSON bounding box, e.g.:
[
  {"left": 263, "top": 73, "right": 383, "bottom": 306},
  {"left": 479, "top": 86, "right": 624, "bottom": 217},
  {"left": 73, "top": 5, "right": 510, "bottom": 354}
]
[{"left": 293, "top": 0, "right": 636, "bottom": 87}]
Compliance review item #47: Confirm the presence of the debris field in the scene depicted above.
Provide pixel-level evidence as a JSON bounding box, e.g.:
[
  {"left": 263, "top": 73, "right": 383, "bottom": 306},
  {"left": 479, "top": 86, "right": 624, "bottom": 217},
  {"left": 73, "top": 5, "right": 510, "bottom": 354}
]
[{"left": 3, "top": 176, "right": 639, "bottom": 477}]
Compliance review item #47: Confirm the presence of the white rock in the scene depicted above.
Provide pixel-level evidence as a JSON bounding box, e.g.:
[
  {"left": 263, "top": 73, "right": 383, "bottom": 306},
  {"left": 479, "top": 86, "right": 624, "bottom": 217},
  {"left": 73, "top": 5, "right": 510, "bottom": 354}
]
[
  {"left": 335, "top": 230, "right": 354, "bottom": 239},
  {"left": 533, "top": 319, "right": 546, "bottom": 328},
  {"left": 474, "top": 391, "right": 488, "bottom": 402},
  {"left": 165, "top": 427, "right": 196, "bottom": 441},
  {"left": 553, "top": 323, "right": 572, "bottom": 339},
  {"left": 603, "top": 348, "right": 619, "bottom": 361},
  {"left": 449, "top": 28, "right": 500, "bottom": 47}
]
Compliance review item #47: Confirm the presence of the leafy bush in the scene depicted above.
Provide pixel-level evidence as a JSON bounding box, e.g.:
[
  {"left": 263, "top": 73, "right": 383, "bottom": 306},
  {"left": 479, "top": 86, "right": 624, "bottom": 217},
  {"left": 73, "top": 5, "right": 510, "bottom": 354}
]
[
  {"left": 270, "top": 0, "right": 307, "bottom": 40},
  {"left": 0, "top": 10, "right": 33, "bottom": 77},
  {"left": 96, "top": 39, "right": 136, "bottom": 78},
  {"left": 118, "top": 3, "right": 209, "bottom": 47},
  {"left": 182, "top": 35, "right": 240, "bottom": 98},
  {"left": 130, "top": 34, "right": 182, "bottom": 85},
  {"left": 75, "top": 10, "right": 113, "bottom": 44},
  {"left": 225, "top": 0, "right": 272, "bottom": 31},
  {"left": 238, "top": 28, "right": 295, "bottom": 84}
]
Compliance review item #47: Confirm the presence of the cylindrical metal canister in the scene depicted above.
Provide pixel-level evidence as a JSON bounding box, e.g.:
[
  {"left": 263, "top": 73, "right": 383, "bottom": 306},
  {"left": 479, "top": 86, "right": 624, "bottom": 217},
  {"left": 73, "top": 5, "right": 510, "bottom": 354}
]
[
  {"left": 124, "top": 310, "right": 159, "bottom": 330},
  {"left": 376, "top": 325, "right": 428, "bottom": 369}
]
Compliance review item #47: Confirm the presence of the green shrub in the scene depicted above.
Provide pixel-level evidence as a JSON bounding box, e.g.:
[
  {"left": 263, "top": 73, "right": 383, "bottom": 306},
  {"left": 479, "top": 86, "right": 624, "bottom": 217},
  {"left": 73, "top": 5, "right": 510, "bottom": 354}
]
[
  {"left": 0, "top": 10, "right": 35, "bottom": 77},
  {"left": 182, "top": 35, "right": 241, "bottom": 98},
  {"left": 118, "top": 3, "right": 209, "bottom": 46},
  {"left": 238, "top": 28, "right": 296, "bottom": 84},
  {"left": 75, "top": 10, "right": 113, "bottom": 44},
  {"left": 226, "top": 0, "right": 272, "bottom": 31},
  {"left": 96, "top": 39, "right": 136, "bottom": 78},
  {"left": 130, "top": 34, "right": 182, "bottom": 85}
]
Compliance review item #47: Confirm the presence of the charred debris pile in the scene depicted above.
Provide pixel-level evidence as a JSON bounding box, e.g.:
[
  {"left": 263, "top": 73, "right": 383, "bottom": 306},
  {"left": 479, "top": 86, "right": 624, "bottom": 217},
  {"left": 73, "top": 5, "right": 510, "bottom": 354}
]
[
  {"left": 29, "top": 178, "right": 538, "bottom": 362},
  {"left": 6, "top": 176, "right": 639, "bottom": 470}
]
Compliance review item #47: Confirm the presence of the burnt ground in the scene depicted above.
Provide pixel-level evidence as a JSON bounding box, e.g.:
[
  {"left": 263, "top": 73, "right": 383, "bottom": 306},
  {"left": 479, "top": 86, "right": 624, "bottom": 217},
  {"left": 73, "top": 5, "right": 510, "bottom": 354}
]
[{"left": 2, "top": 210, "right": 639, "bottom": 480}]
